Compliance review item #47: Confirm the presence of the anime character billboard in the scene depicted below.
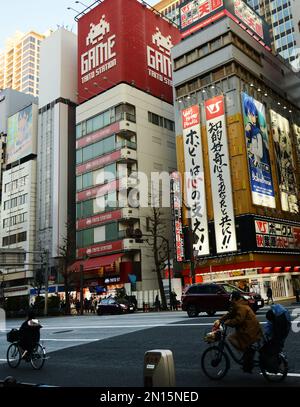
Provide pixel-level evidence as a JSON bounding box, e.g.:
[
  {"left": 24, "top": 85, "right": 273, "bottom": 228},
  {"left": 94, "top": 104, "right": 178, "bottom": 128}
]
[
  {"left": 241, "top": 92, "right": 276, "bottom": 208},
  {"left": 270, "top": 110, "right": 298, "bottom": 213}
]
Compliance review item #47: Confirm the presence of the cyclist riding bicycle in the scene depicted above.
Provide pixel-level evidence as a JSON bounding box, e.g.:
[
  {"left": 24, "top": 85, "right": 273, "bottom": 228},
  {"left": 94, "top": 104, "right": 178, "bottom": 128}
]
[
  {"left": 214, "top": 290, "right": 262, "bottom": 373},
  {"left": 19, "top": 310, "right": 42, "bottom": 360}
]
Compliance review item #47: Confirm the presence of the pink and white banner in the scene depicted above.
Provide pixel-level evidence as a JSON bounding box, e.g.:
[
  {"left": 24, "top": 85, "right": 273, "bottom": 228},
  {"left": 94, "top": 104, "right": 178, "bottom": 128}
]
[{"left": 182, "top": 105, "right": 209, "bottom": 256}]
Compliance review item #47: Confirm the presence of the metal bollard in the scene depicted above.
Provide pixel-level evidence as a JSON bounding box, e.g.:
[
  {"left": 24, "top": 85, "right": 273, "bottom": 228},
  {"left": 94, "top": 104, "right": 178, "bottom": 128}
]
[{"left": 144, "top": 349, "right": 176, "bottom": 387}]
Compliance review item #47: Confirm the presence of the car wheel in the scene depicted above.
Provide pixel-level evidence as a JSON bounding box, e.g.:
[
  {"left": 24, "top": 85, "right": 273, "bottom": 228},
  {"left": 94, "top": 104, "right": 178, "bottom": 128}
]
[
  {"left": 206, "top": 310, "right": 216, "bottom": 317},
  {"left": 187, "top": 305, "right": 199, "bottom": 318}
]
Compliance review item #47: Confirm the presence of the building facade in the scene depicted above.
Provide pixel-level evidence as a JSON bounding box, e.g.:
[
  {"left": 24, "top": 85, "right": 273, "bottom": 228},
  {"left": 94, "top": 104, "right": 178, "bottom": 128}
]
[
  {"left": 155, "top": 0, "right": 300, "bottom": 67},
  {"left": 73, "top": 0, "right": 180, "bottom": 298},
  {"left": 0, "top": 101, "right": 38, "bottom": 299},
  {"left": 0, "top": 30, "right": 49, "bottom": 97},
  {"left": 172, "top": 0, "right": 300, "bottom": 299},
  {"left": 36, "top": 28, "right": 77, "bottom": 267}
]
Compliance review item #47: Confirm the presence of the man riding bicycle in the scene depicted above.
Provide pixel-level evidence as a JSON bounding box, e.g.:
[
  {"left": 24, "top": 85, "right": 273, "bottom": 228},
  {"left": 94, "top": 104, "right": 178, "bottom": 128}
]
[
  {"left": 19, "top": 310, "right": 42, "bottom": 359},
  {"left": 214, "top": 290, "right": 262, "bottom": 373}
]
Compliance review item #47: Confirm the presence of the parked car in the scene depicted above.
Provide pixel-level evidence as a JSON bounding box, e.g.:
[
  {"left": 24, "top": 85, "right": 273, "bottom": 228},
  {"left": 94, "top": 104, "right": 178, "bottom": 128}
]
[
  {"left": 181, "top": 283, "right": 264, "bottom": 318},
  {"left": 97, "top": 297, "right": 135, "bottom": 315}
]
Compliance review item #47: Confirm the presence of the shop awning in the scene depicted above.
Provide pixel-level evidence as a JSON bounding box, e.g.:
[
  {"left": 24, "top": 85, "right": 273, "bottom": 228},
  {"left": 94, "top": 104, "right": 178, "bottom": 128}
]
[
  {"left": 67, "top": 260, "right": 84, "bottom": 273},
  {"left": 83, "top": 253, "right": 124, "bottom": 271}
]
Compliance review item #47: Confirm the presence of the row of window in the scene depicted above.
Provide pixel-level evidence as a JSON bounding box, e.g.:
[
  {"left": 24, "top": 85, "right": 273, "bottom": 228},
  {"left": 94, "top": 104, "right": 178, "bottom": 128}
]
[
  {"left": 3, "top": 212, "right": 27, "bottom": 229},
  {"left": 5, "top": 176, "right": 28, "bottom": 193},
  {"left": 2, "top": 231, "right": 27, "bottom": 247},
  {"left": 76, "top": 135, "right": 115, "bottom": 165},
  {"left": 76, "top": 163, "right": 116, "bottom": 192},
  {"left": 76, "top": 192, "right": 117, "bottom": 219},
  {"left": 3, "top": 194, "right": 27, "bottom": 210},
  {"left": 76, "top": 103, "right": 136, "bottom": 140},
  {"left": 148, "top": 112, "right": 175, "bottom": 131},
  {"left": 76, "top": 222, "right": 120, "bottom": 248}
]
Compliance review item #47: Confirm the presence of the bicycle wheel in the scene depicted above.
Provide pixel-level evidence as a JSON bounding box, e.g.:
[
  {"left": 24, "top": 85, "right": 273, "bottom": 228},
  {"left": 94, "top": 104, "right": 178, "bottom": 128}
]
[
  {"left": 7, "top": 343, "right": 21, "bottom": 368},
  {"left": 260, "top": 353, "right": 288, "bottom": 383},
  {"left": 201, "top": 346, "right": 230, "bottom": 380},
  {"left": 30, "top": 344, "right": 46, "bottom": 370}
]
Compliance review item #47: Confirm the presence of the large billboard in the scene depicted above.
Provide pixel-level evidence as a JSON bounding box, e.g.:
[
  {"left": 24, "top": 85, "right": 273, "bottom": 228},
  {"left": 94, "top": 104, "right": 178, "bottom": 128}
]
[
  {"left": 270, "top": 110, "right": 298, "bottom": 213},
  {"left": 182, "top": 105, "right": 210, "bottom": 256},
  {"left": 241, "top": 92, "right": 276, "bottom": 209},
  {"left": 205, "top": 95, "right": 237, "bottom": 253},
  {"left": 179, "top": 0, "right": 271, "bottom": 50},
  {"left": 6, "top": 104, "right": 37, "bottom": 164},
  {"left": 78, "top": 0, "right": 181, "bottom": 104}
]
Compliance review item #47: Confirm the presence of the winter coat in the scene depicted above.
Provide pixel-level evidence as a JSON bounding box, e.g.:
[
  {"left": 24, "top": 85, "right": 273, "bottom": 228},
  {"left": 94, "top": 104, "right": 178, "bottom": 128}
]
[
  {"left": 264, "top": 304, "right": 291, "bottom": 349},
  {"left": 221, "top": 299, "right": 262, "bottom": 351}
]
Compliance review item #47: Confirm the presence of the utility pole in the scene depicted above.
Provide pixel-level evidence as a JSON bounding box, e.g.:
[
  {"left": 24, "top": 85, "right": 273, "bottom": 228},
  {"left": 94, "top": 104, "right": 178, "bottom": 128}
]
[
  {"left": 44, "top": 250, "right": 49, "bottom": 316},
  {"left": 80, "top": 263, "right": 84, "bottom": 315}
]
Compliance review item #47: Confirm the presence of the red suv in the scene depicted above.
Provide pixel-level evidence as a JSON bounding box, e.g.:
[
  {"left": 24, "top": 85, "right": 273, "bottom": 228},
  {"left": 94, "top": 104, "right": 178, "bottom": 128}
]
[{"left": 181, "top": 283, "right": 264, "bottom": 318}]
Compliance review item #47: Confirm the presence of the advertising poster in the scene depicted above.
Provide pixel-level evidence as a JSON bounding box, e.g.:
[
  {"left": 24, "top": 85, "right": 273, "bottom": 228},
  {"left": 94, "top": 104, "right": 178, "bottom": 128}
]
[
  {"left": 182, "top": 105, "right": 210, "bottom": 256},
  {"left": 7, "top": 105, "right": 34, "bottom": 164},
  {"left": 270, "top": 110, "right": 298, "bottom": 213},
  {"left": 241, "top": 92, "right": 276, "bottom": 208},
  {"left": 205, "top": 95, "right": 237, "bottom": 253}
]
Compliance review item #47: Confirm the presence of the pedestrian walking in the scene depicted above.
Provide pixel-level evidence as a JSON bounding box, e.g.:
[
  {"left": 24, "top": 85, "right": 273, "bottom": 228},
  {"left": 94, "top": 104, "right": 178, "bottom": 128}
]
[
  {"left": 170, "top": 290, "right": 178, "bottom": 311},
  {"left": 154, "top": 295, "right": 161, "bottom": 312},
  {"left": 75, "top": 299, "right": 81, "bottom": 315},
  {"left": 267, "top": 287, "right": 274, "bottom": 305}
]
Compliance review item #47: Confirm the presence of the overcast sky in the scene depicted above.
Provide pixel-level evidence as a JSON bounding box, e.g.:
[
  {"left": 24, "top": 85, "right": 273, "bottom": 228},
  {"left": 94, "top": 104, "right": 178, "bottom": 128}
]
[{"left": 0, "top": 0, "right": 158, "bottom": 49}]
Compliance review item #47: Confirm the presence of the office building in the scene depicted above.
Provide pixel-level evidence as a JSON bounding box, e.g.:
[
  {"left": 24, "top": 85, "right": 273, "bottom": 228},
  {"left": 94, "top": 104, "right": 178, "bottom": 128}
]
[
  {"left": 36, "top": 28, "right": 77, "bottom": 270},
  {"left": 73, "top": 0, "right": 180, "bottom": 299},
  {"left": 0, "top": 30, "right": 50, "bottom": 97},
  {"left": 172, "top": 0, "right": 300, "bottom": 299}
]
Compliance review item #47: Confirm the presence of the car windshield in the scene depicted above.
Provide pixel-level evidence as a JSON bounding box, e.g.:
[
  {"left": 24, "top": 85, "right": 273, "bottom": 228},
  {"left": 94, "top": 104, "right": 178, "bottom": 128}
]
[{"left": 221, "top": 284, "right": 243, "bottom": 294}]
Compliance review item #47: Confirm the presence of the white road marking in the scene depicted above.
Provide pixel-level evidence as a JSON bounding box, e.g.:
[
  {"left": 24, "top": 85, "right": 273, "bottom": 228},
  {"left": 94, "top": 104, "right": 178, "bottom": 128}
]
[
  {"left": 42, "top": 339, "right": 99, "bottom": 342},
  {"left": 287, "top": 373, "right": 300, "bottom": 377}
]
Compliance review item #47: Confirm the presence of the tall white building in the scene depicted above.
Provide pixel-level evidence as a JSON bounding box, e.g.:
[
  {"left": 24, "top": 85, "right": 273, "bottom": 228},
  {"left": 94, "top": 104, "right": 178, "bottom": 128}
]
[
  {"left": 0, "top": 102, "right": 38, "bottom": 299},
  {"left": 0, "top": 30, "right": 50, "bottom": 97},
  {"left": 37, "top": 28, "right": 77, "bottom": 265}
]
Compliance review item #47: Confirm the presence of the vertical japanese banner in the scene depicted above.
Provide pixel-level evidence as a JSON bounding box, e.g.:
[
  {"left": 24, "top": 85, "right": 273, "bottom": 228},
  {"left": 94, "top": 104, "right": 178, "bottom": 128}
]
[
  {"left": 170, "top": 172, "right": 184, "bottom": 262},
  {"left": 270, "top": 110, "right": 299, "bottom": 213},
  {"left": 182, "top": 105, "right": 210, "bottom": 256},
  {"left": 205, "top": 95, "right": 237, "bottom": 253}
]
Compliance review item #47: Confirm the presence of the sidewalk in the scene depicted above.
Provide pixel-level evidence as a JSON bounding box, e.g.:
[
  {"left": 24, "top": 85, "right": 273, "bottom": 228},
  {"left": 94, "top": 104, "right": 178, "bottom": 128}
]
[{"left": 268, "top": 296, "right": 299, "bottom": 307}]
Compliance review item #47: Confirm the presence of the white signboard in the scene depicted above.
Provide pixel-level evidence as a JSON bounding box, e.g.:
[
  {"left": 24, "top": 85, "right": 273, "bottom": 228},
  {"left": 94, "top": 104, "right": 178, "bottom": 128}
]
[
  {"left": 205, "top": 95, "right": 237, "bottom": 253},
  {"left": 182, "top": 105, "right": 210, "bottom": 256}
]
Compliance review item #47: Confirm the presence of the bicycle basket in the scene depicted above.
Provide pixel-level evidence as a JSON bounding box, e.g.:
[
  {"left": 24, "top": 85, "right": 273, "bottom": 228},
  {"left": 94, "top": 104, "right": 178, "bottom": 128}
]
[{"left": 7, "top": 329, "right": 20, "bottom": 343}]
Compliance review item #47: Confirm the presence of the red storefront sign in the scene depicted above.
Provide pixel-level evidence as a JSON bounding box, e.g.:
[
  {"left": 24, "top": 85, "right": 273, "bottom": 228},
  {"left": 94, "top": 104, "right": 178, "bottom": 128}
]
[
  {"left": 77, "top": 0, "right": 181, "bottom": 105},
  {"left": 77, "top": 239, "right": 124, "bottom": 258},
  {"left": 76, "top": 150, "right": 121, "bottom": 175},
  {"left": 76, "top": 122, "right": 120, "bottom": 149},
  {"left": 76, "top": 179, "right": 118, "bottom": 202},
  {"left": 77, "top": 209, "right": 122, "bottom": 230}
]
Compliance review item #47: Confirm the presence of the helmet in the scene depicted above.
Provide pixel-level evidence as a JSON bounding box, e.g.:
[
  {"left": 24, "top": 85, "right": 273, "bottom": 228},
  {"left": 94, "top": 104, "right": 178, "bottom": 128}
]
[{"left": 229, "top": 290, "right": 242, "bottom": 302}]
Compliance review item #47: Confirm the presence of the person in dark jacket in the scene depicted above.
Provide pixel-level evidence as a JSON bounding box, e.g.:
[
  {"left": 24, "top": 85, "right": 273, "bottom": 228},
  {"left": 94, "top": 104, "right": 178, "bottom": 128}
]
[
  {"left": 266, "top": 287, "right": 274, "bottom": 305},
  {"left": 19, "top": 311, "right": 42, "bottom": 359}
]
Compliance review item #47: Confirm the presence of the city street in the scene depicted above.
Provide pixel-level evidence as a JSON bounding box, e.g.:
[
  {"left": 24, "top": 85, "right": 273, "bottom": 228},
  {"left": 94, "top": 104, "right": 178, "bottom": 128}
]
[{"left": 0, "top": 305, "right": 300, "bottom": 387}]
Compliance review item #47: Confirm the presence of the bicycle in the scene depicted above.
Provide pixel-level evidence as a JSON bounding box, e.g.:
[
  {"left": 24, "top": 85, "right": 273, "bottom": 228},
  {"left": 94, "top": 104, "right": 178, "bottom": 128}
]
[
  {"left": 6, "top": 328, "right": 47, "bottom": 370},
  {"left": 201, "top": 323, "right": 288, "bottom": 383}
]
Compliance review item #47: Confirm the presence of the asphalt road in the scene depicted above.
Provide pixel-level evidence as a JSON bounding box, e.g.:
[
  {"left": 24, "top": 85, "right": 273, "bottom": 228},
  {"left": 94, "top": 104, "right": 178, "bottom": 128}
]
[{"left": 0, "top": 306, "right": 300, "bottom": 387}]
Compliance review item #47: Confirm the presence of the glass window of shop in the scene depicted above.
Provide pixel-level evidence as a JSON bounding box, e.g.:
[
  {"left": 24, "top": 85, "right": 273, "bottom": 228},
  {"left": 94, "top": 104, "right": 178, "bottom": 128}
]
[
  {"left": 76, "top": 103, "right": 136, "bottom": 140},
  {"left": 106, "top": 222, "right": 118, "bottom": 240},
  {"left": 76, "top": 222, "right": 119, "bottom": 248}
]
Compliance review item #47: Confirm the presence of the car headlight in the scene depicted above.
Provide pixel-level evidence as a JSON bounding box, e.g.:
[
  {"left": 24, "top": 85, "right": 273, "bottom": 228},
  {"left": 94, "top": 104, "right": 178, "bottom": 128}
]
[
  {"left": 120, "top": 304, "right": 127, "bottom": 308},
  {"left": 243, "top": 295, "right": 250, "bottom": 300}
]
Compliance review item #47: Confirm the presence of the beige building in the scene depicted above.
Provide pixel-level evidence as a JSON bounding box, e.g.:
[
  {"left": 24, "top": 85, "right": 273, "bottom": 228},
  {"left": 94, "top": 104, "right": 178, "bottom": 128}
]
[{"left": 0, "top": 30, "right": 50, "bottom": 97}]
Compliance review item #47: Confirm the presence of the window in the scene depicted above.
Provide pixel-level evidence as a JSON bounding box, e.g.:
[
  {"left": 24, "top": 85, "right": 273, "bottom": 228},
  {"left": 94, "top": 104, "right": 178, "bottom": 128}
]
[
  {"left": 148, "top": 112, "right": 175, "bottom": 131},
  {"left": 106, "top": 222, "right": 118, "bottom": 240}
]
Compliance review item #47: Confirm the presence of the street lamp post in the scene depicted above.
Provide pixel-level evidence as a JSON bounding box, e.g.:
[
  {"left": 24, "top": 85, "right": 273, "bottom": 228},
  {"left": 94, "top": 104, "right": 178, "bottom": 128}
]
[
  {"left": 80, "top": 263, "right": 84, "bottom": 316},
  {"left": 43, "top": 250, "right": 50, "bottom": 317}
]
